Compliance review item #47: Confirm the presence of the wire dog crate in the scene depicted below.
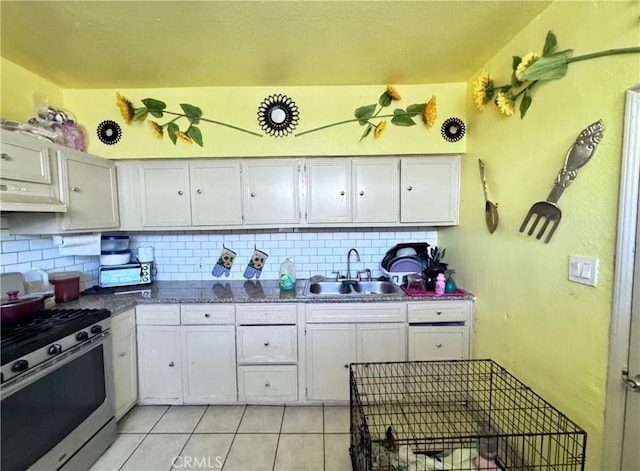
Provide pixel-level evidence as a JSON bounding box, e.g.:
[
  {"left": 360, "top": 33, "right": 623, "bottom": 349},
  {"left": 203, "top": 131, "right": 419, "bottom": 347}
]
[{"left": 350, "top": 360, "right": 586, "bottom": 471}]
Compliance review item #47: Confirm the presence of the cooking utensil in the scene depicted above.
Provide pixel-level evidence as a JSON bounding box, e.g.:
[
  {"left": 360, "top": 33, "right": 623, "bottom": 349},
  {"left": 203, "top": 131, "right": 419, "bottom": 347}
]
[
  {"left": 429, "top": 246, "right": 445, "bottom": 264},
  {"left": 1, "top": 291, "right": 46, "bottom": 326},
  {"left": 519, "top": 120, "right": 604, "bottom": 243},
  {"left": 478, "top": 159, "right": 499, "bottom": 233}
]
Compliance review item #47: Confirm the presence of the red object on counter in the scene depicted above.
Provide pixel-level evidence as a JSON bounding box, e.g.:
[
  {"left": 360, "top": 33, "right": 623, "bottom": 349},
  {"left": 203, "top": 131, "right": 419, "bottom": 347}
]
[
  {"left": 401, "top": 286, "right": 467, "bottom": 297},
  {"left": 1, "top": 292, "right": 46, "bottom": 325},
  {"left": 49, "top": 272, "right": 81, "bottom": 303}
]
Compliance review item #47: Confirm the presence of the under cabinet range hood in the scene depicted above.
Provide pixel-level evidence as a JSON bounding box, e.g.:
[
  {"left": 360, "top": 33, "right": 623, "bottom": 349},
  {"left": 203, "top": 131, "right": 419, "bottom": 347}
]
[{"left": 1, "top": 130, "right": 67, "bottom": 212}]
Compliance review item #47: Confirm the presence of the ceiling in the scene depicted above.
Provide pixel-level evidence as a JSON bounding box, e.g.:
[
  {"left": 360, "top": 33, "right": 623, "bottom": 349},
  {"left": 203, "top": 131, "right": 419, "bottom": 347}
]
[{"left": 0, "top": 1, "right": 551, "bottom": 89}]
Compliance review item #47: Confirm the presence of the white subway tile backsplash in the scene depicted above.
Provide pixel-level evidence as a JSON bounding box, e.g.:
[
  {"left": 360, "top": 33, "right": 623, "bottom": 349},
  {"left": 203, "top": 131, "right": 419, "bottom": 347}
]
[{"left": 1, "top": 227, "right": 436, "bottom": 285}]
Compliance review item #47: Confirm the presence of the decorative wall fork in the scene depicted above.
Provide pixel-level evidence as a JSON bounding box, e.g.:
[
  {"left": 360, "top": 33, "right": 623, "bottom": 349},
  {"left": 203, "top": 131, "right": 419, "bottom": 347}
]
[{"left": 519, "top": 120, "right": 604, "bottom": 243}]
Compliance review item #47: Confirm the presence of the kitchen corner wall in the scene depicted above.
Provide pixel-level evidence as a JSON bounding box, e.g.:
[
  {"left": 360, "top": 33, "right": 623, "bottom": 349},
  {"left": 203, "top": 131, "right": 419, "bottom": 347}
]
[
  {"left": 0, "top": 220, "right": 437, "bottom": 285},
  {"left": 438, "top": 1, "right": 639, "bottom": 469}
]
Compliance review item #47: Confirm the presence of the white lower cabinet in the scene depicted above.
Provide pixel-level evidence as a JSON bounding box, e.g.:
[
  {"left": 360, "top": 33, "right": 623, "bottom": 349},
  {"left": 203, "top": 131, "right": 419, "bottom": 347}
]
[
  {"left": 137, "top": 325, "right": 183, "bottom": 404},
  {"left": 112, "top": 309, "right": 138, "bottom": 420},
  {"left": 306, "top": 324, "right": 356, "bottom": 402},
  {"left": 182, "top": 325, "right": 237, "bottom": 403},
  {"left": 357, "top": 323, "right": 407, "bottom": 363},
  {"left": 235, "top": 304, "right": 299, "bottom": 403}
]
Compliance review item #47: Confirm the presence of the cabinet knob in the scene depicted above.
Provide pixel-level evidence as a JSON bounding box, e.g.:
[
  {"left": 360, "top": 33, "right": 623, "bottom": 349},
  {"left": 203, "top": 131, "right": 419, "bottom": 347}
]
[
  {"left": 178, "top": 190, "right": 184, "bottom": 195},
  {"left": 264, "top": 341, "right": 270, "bottom": 346},
  {"left": 340, "top": 191, "right": 345, "bottom": 196},
  {"left": 1, "top": 153, "right": 10, "bottom": 160},
  {"left": 204, "top": 313, "right": 210, "bottom": 318},
  {"left": 407, "top": 185, "right": 413, "bottom": 191},
  {"left": 344, "top": 364, "right": 349, "bottom": 369},
  {"left": 437, "top": 311, "right": 442, "bottom": 315},
  {"left": 71, "top": 186, "right": 80, "bottom": 192},
  {"left": 436, "top": 343, "right": 442, "bottom": 348},
  {"left": 119, "top": 352, "right": 126, "bottom": 357},
  {"left": 168, "top": 361, "right": 175, "bottom": 367},
  {"left": 197, "top": 189, "right": 202, "bottom": 194},
  {"left": 250, "top": 192, "right": 256, "bottom": 197},
  {"left": 265, "top": 381, "right": 271, "bottom": 388},
  {"left": 359, "top": 191, "right": 364, "bottom": 196}
]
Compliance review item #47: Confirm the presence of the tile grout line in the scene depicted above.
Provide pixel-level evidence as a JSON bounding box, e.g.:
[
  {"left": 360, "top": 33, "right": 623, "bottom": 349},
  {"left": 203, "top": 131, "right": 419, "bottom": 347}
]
[
  {"left": 322, "top": 403, "right": 326, "bottom": 471},
  {"left": 220, "top": 404, "right": 247, "bottom": 470},
  {"left": 271, "top": 405, "right": 286, "bottom": 471},
  {"left": 117, "top": 406, "right": 172, "bottom": 471},
  {"left": 167, "top": 406, "right": 208, "bottom": 471}
]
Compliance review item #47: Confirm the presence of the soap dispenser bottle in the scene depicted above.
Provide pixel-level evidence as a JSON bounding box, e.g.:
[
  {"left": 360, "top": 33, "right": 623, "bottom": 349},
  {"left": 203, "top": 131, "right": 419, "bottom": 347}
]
[{"left": 279, "top": 258, "right": 296, "bottom": 291}]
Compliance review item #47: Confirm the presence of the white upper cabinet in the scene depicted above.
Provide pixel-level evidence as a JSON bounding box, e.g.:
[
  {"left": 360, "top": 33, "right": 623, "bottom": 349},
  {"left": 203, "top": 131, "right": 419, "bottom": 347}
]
[
  {"left": 190, "top": 160, "right": 243, "bottom": 226},
  {"left": 242, "top": 159, "right": 301, "bottom": 225},
  {"left": 305, "top": 157, "right": 398, "bottom": 224},
  {"left": 305, "top": 159, "right": 351, "bottom": 223},
  {"left": 352, "top": 158, "right": 398, "bottom": 223},
  {"left": 400, "top": 155, "right": 460, "bottom": 225},
  {"left": 139, "top": 161, "right": 192, "bottom": 227},
  {"left": 59, "top": 148, "right": 119, "bottom": 230},
  {"left": 6, "top": 145, "right": 119, "bottom": 233}
]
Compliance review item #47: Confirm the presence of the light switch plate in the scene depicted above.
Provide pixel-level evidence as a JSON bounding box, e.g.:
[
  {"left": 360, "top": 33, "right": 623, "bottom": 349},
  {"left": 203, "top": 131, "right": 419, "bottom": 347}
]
[{"left": 568, "top": 256, "right": 598, "bottom": 286}]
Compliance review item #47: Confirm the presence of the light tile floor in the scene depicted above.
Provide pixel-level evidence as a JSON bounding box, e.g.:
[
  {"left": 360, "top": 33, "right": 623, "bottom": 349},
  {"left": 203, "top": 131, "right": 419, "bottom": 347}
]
[{"left": 91, "top": 405, "right": 352, "bottom": 471}]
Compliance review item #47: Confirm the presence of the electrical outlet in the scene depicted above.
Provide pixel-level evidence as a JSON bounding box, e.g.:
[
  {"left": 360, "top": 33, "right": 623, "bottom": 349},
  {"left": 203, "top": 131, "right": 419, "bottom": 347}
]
[{"left": 568, "top": 256, "right": 598, "bottom": 286}]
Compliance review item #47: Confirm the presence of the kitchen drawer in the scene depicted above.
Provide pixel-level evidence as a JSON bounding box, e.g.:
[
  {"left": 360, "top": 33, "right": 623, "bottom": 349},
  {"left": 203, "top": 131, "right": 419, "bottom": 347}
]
[
  {"left": 136, "top": 305, "right": 180, "bottom": 325},
  {"left": 407, "top": 301, "right": 470, "bottom": 323},
  {"left": 1, "top": 134, "right": 52, "bottom": 184},
  {"left": 306, "top": 303, "right": 406, "bottom": 323},
  {"left": 181, "top": 304, "right": 235, "bottom": 325},
  {"left": 236, "top": 304, "right": 297, "bottom": 324},
  {"left": 237, "top": 325, "right": 297, "bottom": 363},
  {"left": 237, "top": 365, "right": 298, "bottom": 402},
  {"left": 408, "top": 326, "right": 469, "bottom": 360}
]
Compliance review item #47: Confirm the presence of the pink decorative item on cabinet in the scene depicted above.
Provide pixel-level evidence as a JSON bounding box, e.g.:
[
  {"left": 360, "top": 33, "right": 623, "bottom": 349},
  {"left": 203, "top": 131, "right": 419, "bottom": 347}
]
[{"left": 435, "top": 273, "right": 446, "bottom": 295}]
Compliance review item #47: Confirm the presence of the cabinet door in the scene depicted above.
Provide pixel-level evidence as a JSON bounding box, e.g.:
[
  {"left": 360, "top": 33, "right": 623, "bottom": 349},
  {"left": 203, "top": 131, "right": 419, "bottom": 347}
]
[
  {"left": 190, "top": 160, "right": 243, "bottom": 226},
  {"left": 401, "top": 156, "right": 460, "bottom": 224},
  {"left": 356, "top": 323, "right": 406, "bottom": 363},
  {"left": 305, "top": 159, "right": 351, "bottom": 223},
  {"left": 242, "top": 159, "right": 300, "bottom": 225},
  {"left": 408, "top": 326, "right": 469, "bottom": 361},
  {"left": 112, "top": 309, "right": 138, "bottom": 420},
  {"left": 137, "top": 325, "right": 182, "bottom": 404},
  {"left": 61, "top": 150, "right": 119, "bottom": 230},
  {"left": 306, "top": 324, "right": 356, "bottom": 401},
  {"left": 139, "top": 161, "right": 191, "bottom": 226},
  {"left": 0, "top": 131, "right": 52, "bottom": 184},
  {"left": 353, "top": 158, "right": 398, "bottom": 223},
  {"left": 182, "top": 325, "right": 237, "bottom": 403}
]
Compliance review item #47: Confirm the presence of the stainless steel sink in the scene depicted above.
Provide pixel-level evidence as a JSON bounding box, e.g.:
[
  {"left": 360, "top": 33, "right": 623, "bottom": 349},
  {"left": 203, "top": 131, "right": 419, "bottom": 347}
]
[{"left": 305, "top": 280, "right": 401, "bottom": 296}]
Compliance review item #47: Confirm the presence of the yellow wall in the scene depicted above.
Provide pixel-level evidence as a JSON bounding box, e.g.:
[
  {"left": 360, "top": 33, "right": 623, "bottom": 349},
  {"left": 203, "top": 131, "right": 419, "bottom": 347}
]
[
  {"left": 61, "top": 84, "right": 466, "bottom": 158},
  {"left": 0, "top": 58, "right": 64, "bottom": 123},
  {"left": 439, "top": 1, "right": 639, "bottom": 469}
]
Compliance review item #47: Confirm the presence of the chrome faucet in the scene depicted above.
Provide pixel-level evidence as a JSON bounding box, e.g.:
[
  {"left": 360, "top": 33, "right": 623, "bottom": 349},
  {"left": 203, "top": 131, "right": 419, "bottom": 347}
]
[{"left": 346, "top": 248, "right": 361, "bottom": 280}]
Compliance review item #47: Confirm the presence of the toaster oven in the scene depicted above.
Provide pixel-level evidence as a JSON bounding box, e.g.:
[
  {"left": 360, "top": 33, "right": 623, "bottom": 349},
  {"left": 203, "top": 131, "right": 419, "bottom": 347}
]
[{"left": 98, "top": 262, "right": 153, "bottom": 288}]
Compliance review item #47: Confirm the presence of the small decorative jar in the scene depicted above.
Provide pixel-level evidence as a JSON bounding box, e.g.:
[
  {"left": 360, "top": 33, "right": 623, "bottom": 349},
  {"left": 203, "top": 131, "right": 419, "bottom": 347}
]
[{"left": 435, "top": 273, "right": 446, "bottom": 295}]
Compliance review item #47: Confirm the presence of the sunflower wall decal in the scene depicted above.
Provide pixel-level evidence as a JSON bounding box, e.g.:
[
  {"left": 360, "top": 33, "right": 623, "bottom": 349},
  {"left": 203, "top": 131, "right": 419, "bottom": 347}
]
[{"left": 257, "top": 94, "right": 300, "bottom": 137}]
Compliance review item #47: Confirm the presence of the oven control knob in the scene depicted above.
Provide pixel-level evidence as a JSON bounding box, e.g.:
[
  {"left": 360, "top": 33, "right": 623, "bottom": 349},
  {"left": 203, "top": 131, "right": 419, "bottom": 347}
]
[
  {"left": 76, "top": 331, "right": 89, "bottom": 341},
  {"left": 48, "top": 344, "right": 62, "bottom": 355},
  {"left": 90, "top": 325, "right": 103, "bottom": 334},
  {"left": 11, "top": 359, "right": 28, "bottom": 372}
]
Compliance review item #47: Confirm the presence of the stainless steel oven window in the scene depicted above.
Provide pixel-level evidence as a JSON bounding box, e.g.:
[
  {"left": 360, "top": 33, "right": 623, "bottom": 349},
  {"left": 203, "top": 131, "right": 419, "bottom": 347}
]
[{"left": 1, "top": 333, "right": 115, "bottom": 471}]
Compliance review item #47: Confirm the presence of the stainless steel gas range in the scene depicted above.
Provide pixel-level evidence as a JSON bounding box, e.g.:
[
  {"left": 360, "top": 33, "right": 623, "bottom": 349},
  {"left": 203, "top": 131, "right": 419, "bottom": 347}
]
[{"left": 1, "top": 308, "right": 116, "bottom": 471}]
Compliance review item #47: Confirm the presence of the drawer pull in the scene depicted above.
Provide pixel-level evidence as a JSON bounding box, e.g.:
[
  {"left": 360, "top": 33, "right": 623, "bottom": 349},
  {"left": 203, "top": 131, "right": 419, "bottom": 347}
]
[
  {"left": 204, "top": 313, "right": 211, "bottom": 318},
  {"left": 1, "top": 153, "right": 10, "bottom": 160},
  {"left": 119, "top": 352, "right": 127, "bottom": 357},
  {"left": 196, "top": 189, "right": 202, "bottom": 194},
  {"left": 71, "top": 186, "right": 80, "bottom": 193},
  {"left": 407, "top": 185, "right": 413, "bottom": 191},
  {"left": 264, "top": 341, "right": 270, "bottom": 346},
  {"left": 344, "top": 364, "right": 349, "bottom": 369},
  {"left": 340, "top": 190, "right": 345, "bottom": 196},
  {"left": 168, "top": 361, "right": 175, "bottom": 367},
  {"left": 265, "top": 381, "right": 271, "bottom": 388},
  {"left": 437, "top": 311, "right": 442, "bottom": 315},
  {"left": 359, "top": 190, "right": 365, "bottom": 196},
  {"left": 250, "top": 192, "right": 256, "bottom": 197},
  {"left": 436, "top": 343, "right": 442, "bottom": 348}
]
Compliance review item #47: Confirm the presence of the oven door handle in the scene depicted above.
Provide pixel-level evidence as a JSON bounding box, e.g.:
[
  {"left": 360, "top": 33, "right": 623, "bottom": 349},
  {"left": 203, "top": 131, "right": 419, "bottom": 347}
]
[{"left": 1, "top": 332, "right": 111, "bottom": 398}]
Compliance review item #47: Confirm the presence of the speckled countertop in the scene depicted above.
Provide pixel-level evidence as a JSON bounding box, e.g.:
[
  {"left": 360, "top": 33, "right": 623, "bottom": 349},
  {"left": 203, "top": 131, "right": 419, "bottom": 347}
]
[{"left": 52, "top": 280, "right": 475, "bottom": 316}]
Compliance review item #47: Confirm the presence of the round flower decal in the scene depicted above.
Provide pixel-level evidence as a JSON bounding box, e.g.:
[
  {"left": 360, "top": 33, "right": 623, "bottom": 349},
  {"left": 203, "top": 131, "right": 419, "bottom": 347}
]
[
  {"left": 257, "top": 94, "right": 300, "bottom": 137},
  {"left": 441, "top": 117, "right": 466, "bottom": 142},
  {"left": 96, "top": 120, "right": 122, "bottom": 145}
]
